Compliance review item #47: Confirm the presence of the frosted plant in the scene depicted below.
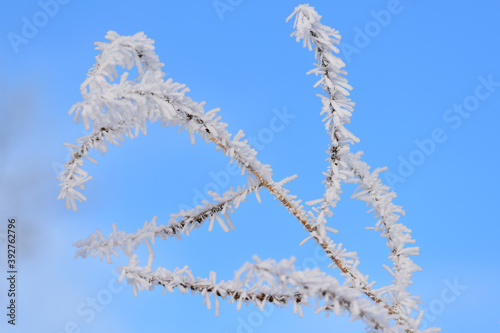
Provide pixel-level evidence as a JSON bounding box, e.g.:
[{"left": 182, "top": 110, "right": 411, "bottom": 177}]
[{"left": 57, "top": 4, "right": 440, "bottom": 333}]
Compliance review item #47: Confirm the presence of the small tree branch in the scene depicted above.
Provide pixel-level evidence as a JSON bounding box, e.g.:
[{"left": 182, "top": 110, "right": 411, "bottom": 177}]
[
  {"left": 119, "top": 256, "right": 399, "bottom": 332},
  {"left": 74, "top": 182, "right": 267, "bottom": 262}
]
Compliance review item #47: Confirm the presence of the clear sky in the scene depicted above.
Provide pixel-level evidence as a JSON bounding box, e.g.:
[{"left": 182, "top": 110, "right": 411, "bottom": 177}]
[{"left": 1, "top": 1, "right": 499, "bottom": 332}]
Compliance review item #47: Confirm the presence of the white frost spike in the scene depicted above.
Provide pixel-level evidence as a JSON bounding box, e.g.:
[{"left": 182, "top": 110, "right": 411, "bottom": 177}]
[
  {"left": 254, "top": 190, "right": 261, "bottom": 203},
  {"left": 215, "top": 215, "right": 229, "bottom": 232},
  {"left": 299, "top": 235, "right": 313, "bottom": 247},
  {"left": 145, "top": 240, "right": 154, "bottom": 269},
  {"left": 208, "top": 215, "right": 216, "bottom": 232},
  {"left": 223, "top": 213, "right": 235, "bottom": 231}
]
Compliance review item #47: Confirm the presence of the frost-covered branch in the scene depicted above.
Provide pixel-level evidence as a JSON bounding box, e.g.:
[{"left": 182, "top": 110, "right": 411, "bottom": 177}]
[
  {"left": 287, "top": 3, "right": 389, "bottom": 304},
  {"left": 288, "top": 5, "right": 357, "bottom": 224},
  {"left": 287, "top": 5, "right": 432, "bottom": 332},
  {"left": 119, "top": 256, "right": 402, "bottom": 333},
  {"left": 349, "top": 166, "right": 422, "bottom": 316},
  {"left": 58, "top": 31, "right": 378, "bottom": 314},
  {"left": 74, "top": 178, "right": 295, "bottom": 263},
  {"left": 60, "top": 8, "right": 440, "bottom": 332},
  {"left": 59, "top": 30, "right": 397, "bottom": 329}
]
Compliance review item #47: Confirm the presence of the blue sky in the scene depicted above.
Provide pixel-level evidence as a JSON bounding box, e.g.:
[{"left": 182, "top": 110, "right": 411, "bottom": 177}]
[{"left": 1, "top": 0, "right": 499, "bottom": 332}]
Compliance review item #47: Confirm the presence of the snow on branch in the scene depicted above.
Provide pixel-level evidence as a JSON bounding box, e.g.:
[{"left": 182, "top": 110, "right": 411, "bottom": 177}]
[
  {"left": 58, "top": 31, "right": 379, "bottom": 320},
  {"left": 348, "top": 165, "right": 422, "bottom": 314},
  {"left": 74, "top": 178, "right": 294, "bottom": 263},
  {"left": 287, "top": 5, "right": 360, "bottom": 261},
  {"left": 60, "top": 6, "right": 440, "bottom": 332},
  {"left": 286, "top": 5, "right": 439, "bottom": 332},
  {"left": 287, "top": 4, "right": 357, "bottom": 220},
  {"left": 287, "top": 4, "right": 423, "bottom": 320},
  {"left": 57, "top": 49, "right": 274, "bottom": 211},
  {"left": 119, "top": 255, "right": 402, "bottom": 333}
]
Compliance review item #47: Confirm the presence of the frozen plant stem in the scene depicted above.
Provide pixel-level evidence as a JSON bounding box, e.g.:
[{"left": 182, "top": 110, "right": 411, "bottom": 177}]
[
  {"left": 58, "top": 4, "right": 440, "bottom": 333},
  {"left": 286, "top": 6, "right": 423, "bottom": 331},
  {"left": 119, "top": 257, "right": 399, "bottom": 332}
]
